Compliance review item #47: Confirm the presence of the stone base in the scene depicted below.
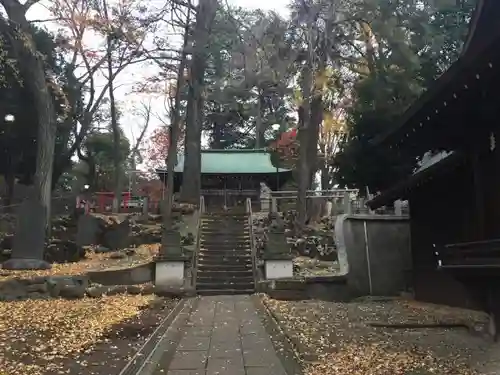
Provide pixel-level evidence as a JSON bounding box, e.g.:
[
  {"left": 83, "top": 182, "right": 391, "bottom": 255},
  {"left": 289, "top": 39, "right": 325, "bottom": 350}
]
[
  {"left": 155, "top": 260, "right": 185, "bottom": 287},
  {"left": 265, "top": 259, "right": 293, "bottom": 280},
  {"left": 2, "top": 258, "right": 52, "bottom": 270}
]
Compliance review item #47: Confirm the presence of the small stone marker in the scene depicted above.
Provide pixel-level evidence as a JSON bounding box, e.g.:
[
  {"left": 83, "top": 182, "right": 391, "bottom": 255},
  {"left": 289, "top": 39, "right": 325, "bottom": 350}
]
[
  {"left": 2, "top": 199, "right": 51, "bottom": 270},
  {"left": 76, "top": 214, "right": 100, "bottom": 248}
]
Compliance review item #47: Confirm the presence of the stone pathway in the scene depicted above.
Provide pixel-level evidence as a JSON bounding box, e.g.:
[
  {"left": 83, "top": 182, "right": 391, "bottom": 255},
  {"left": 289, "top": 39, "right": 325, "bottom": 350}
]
[{"left": 165, "top": 295, "right": 288, "bottom": 375}]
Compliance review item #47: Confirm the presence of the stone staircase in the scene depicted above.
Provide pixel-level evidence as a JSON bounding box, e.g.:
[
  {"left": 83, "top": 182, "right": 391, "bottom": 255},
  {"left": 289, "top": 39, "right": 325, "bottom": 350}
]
[{"left": 195, "top": 212, "right": 255, "bottom": 295}]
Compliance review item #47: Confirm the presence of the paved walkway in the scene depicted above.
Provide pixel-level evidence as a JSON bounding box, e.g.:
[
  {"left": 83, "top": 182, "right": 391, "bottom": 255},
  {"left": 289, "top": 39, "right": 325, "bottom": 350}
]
[{"left": 165, "top": 295, "right": 288, "bottom": 375}]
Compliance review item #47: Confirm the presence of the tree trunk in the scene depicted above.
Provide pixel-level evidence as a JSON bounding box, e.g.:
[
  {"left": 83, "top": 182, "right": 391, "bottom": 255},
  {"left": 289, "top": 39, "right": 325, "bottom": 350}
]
[
  {"left": 296, "top": 95, "right": 311, "bottom": 229},
  {"left": 180, "top": 0, "right": 218, "bottom": 204},
  {"left": 5, "top": 172, "right": 15, "bottom": 211},
  {"left": 255, "top": 90, "right": 263, "bottom": 148},
  {"left": 165, "top": 6, "right": 191, "bottom": 229},
  {"left": 321, "top": 165, "right": 330, "bottom": 191},
  {"left": 102, "top": 0, "right": 122, "bottom": 213},
  {"left": 2, "top": 2, "right": 57, "bottom": 237},
  {"left": 308, "top": 95, "right": 322, "bottom": 188}
]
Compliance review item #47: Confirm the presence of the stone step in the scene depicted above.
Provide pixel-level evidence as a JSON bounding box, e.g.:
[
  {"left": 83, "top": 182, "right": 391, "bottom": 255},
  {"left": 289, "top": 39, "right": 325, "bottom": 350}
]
[
  {"left": 201, "top": 231, "right": 250, "bottom": 241},
  {"left": 201, "top": 229, "right": 249, "bottom": 235},
  {"left": 202, "top": 219, "right": 248, "bottom": 224},
  {"left": 200, "top": 240, "right": 251, "bottom": 250},
  {"left": 203, "top": 212, "right": 247, "bottom": 218},
  {"left": 202, "top": 224, "right": 248, "bottom": 230},
  {"left": 196, "top": 282, "right": 254, "bottom": 291},
  {"left": 197, "top": 263, "right": 252, "bottom": 272},
  {"left": 197, "top": 257, "right": 252, "bottom": 266},
  {"left": 198, "top": 250, "right": 251, "bottom": 256},
  {"left": 197, "top": 270, "right": 254, "bottom": 278},
  {"left": 197, "top": 275, "right": 254, "bottom": 284},
  {"left": 196, "top": 288, "right": 255, "bottom": 296},
  {"left": 198, "top": 253, "right": 252, "bottom": 262},
  {"left": 201, "top": 240, "right": 251, "bottom": 246},
  {"left": 199, "top": 249, "right": 252, "bottom": 256}
]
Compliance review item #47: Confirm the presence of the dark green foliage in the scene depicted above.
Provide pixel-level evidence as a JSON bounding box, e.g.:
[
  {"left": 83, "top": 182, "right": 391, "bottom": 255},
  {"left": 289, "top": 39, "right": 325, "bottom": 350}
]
[
  {"left": 0, "top": 24, "right": 83, "bottom": 187},
  {"left": 334, "top": 0, "right": 475, "bottom": 192}
]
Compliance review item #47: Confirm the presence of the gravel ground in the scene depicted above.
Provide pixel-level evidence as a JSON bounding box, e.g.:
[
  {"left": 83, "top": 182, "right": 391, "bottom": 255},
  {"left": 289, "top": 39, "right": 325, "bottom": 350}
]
[{"left": 262, "top": 296, "right": 494, "bottom": 375}]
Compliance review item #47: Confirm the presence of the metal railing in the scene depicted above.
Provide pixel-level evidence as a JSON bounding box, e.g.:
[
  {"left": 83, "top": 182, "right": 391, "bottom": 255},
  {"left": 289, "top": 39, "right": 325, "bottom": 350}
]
[
  {"left": 191, "top": 195, "right": 205, "bottom": 290},
  {"left": 246, "top": 197, "right": 258, "bottom": 286}
]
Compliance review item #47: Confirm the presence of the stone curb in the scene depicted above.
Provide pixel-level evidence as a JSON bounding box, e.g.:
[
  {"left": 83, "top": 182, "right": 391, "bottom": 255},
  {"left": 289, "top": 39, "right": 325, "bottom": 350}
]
[{"left": 252, "top": 294, "right": 305, "bottom": 374}]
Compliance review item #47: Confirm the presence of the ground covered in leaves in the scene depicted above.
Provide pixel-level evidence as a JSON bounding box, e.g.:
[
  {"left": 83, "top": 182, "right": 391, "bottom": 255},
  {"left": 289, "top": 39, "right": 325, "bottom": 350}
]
[
  {"left": 263, "top": 296, "right": 494, "bottom": 375},
  {"left": 0, "top": 244, "right": 159, "bottom": 283},
  {"left": 0, "top": 295, "right": 177, "bottom": 375}
]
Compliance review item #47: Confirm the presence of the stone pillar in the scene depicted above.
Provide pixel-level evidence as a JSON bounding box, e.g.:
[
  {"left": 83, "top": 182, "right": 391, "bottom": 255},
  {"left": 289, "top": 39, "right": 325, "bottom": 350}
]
[
  {"left": 263, "top": 218, "right": 293, "bottom": 279},
  {"left": 343, "top": 193, "right": 352, "bottom": 214},
  {"left": 154, "top": 228, "right": 188, "bottom": 288},
  {"left": 142, "top": 197, "right": 149, "bottom": 216},
  {"left": 271, "top": 197, "right": 277, "bottom": 212},
  {"left": 260, "top": 187, "right": 271, "bottom": 212},
  {"left": 394, "top": 200, "right": 403, "bottom": 216}
]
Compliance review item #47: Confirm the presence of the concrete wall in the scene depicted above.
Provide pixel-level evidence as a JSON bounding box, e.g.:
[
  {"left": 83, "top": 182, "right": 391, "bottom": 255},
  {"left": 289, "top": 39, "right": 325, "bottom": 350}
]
[{"left": 335, "top": 214, "right": 411, "bottom": 297}]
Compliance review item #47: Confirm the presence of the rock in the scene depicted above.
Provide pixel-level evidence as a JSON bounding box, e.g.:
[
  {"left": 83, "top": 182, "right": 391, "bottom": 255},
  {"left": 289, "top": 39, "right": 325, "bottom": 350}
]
[
  {"left": 26, "top": 283, "right": 48, "bottom": 293},
  {"left": 2, "top": 258, "right": 51, "bottom": 270},
  {"left": 126, "top": 285, "right": 143, "bottom": 295},
  {"left": 182, "top": 233, "right": 195, "bottom": 246},
  {"left": 29, "top": 292, "right": 51, "bottom": 300},
  {"left": 76, "top": 214, "right": 101, "bottom": 247},
  {"left": 45, "top": 239, "right": 85, "bottom": 263},
  {"left": 86, "top": 285, "right": 128, "bottom": 298},
  {"left": 109, "top": 252, "right": 126, "bottom": 259},
  {"left": 154, "top": 286, "right": 186, "bottom": 298},
  {"left": 95, "top": 246, "right": 111, "bottom": 253},
  {"left": 46, "top": 276, "right": 89, "bottom": 299},
  {"left": 125, "top": 249, "right": 136, "bottom": 256},
  {"left": 102, "top": 218, "right": 131, "bottom": 250},
  {"left": 141, "top": 284, "right": 155, "bottom": 295},
  {"left": 0, "top": 279, "right": 29, "bottom": 300}
]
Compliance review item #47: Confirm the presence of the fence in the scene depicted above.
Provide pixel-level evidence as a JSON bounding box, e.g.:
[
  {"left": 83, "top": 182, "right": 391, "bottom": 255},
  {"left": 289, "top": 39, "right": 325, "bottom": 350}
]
[
  {"left": 260, "top": 189, "right": 410, "bottom": 217},
  {"left": 76, "top": 195, "right": 164, "bottom": 214}
]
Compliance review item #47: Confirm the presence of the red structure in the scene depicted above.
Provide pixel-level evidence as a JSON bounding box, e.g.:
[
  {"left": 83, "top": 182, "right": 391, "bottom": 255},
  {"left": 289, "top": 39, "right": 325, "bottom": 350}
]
[{"left": 95, "top": 191, "right": 131, "bottom": 212}]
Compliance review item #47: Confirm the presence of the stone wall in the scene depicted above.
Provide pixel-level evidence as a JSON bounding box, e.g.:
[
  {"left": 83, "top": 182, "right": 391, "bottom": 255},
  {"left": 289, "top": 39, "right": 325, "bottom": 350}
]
[{"left": 335, "top": 214, "right": 411, "bottom": 297}]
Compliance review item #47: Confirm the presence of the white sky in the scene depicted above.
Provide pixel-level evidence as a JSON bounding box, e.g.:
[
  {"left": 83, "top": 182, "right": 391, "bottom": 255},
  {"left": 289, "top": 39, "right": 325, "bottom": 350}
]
[{"left": 21, "top": 0, "right": 290, "bottom": 172}]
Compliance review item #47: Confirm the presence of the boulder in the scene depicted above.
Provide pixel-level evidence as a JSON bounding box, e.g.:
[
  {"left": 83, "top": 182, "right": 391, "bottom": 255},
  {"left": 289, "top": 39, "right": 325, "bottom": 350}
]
[
  {"left": 86, "top": 285, "right": 128, "bottom": 298},
  {"left": 44, "top": 239, "right": 85, "bottom": 263},
  {"left": 46, "top": 276, "right": 89, "bottom": 299},
  {"left": 76, "top": 214, "right": 101, "bottom": 247},
  {"left": 102, "top": 218, "right": 131, "bottom": 250}
]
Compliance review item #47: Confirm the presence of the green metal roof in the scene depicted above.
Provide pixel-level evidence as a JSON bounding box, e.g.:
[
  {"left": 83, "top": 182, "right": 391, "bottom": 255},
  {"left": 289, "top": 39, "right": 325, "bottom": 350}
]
[{"left": 157, "top": 149, "right": 291, "bottom": 174}]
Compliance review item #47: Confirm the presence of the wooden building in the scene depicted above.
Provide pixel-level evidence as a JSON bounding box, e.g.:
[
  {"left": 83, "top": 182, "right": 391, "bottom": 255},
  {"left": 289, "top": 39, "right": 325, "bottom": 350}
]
[
  {"left": 156, "top": 149, "right": 292, "bottom": 208},
  {"left": 367, "top": 0, "right": 500, "bottom": 331}
]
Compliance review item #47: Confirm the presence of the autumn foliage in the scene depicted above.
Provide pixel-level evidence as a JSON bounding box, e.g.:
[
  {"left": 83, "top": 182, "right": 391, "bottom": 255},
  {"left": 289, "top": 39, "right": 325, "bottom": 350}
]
[
  {"left": 269, "top": 128, "right": 299, "bottom": 169},
  {"left": 143, "top": 126, "right": 185, "bottom": 171}
]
